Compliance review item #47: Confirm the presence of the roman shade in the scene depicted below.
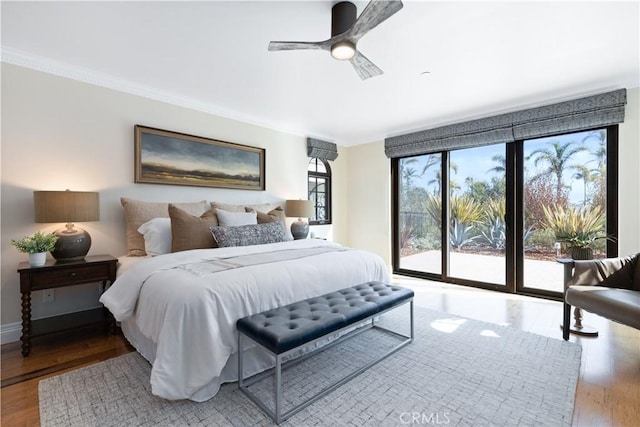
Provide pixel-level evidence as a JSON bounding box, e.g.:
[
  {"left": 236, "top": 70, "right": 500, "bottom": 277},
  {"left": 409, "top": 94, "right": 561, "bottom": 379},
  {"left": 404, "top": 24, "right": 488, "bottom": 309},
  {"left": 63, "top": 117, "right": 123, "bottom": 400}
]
[
  {"left": 307, "top": 138, "right": 338, "bottom": 161},
  {"left": 384, "top": 89, "right": 627, "bottom": 158}
]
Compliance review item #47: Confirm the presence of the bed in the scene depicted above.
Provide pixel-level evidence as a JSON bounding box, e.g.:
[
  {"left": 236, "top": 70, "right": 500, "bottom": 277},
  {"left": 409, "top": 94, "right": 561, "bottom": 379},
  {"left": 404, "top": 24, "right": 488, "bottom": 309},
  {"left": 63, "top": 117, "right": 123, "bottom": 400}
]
[{"left": 99, "top": 198, "right": 391, "bottom": 402}]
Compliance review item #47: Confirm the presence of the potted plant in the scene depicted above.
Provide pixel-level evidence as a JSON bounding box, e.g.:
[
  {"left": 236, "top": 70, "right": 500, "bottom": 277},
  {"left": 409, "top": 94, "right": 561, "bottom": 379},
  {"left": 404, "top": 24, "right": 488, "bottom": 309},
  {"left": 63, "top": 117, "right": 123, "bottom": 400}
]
[
  {"left": 542, "top": 205, "right": 613, "bottom": 260},
  {"left": 11, "top": 231, "right": 58, "bottom": 267}
]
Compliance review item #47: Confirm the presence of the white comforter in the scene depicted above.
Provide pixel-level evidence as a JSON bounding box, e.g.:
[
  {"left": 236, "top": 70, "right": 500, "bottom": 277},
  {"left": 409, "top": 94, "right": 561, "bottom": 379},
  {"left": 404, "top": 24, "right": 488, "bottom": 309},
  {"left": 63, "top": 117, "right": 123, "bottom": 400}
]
[{"left": 100, "top": 239, "right": 390, "bottom": 401}]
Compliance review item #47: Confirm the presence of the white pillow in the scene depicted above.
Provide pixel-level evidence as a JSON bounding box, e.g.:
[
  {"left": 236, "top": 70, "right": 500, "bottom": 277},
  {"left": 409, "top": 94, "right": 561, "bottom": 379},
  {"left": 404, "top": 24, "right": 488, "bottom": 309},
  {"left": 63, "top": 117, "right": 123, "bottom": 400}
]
[
  {"left": 137, "top": 217, "right": 172, "bottom": 256},
  {"left": 215, "top": 208, "right": 257, "bottom": 226}
]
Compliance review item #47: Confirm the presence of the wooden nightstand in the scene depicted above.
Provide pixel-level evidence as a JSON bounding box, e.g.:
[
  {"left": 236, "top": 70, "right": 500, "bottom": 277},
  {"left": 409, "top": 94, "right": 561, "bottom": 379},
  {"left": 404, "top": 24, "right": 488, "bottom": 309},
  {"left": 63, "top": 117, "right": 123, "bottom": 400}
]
[{"left": 17, "top": 254, "right": 118, "bottom": 356}]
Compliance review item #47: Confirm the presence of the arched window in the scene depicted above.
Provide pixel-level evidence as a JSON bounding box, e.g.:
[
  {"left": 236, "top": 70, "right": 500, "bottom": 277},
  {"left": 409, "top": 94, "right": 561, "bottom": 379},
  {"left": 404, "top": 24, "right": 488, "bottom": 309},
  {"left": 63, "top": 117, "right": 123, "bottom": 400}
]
[{"left": 308, "top": 158, "right": 331, "bottom": 225}]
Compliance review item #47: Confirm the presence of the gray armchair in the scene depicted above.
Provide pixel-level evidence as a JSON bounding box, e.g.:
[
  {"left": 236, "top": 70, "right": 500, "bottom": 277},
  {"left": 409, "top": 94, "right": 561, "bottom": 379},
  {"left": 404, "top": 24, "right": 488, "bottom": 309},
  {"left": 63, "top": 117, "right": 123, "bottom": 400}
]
[{"left": 561, "top": 253, "right": 640, "bottom": 340}]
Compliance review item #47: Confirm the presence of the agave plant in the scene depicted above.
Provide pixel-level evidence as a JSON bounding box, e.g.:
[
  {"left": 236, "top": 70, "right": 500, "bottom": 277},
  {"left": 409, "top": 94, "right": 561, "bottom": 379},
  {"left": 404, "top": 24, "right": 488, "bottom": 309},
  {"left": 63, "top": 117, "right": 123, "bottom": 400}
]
[
  {"left": 424, "top": 194, "right": 482, "bottom": 249},
  {"left": 481, "top": 215, "right": 506, "bottom": 249},
  {"left": 479, "top": 199, "right": 506, "bottom": 249},
  {"left": 424, "top": 194, "right": 484, "bottom": 226},
  {"left": 424, "top": 193, "right": 442, "bottom": 227},
  {"left": 450, "top": 218, "right": 479, "bottom": 249},
  {"left": 542, "top": 205, "right": 613, "bottom": 251},
  {"left": 450, "top": 194, "right": 484, "bottom": 225},
  {"left": 482, "top": 199, "right": 505, "bottom": 223}
]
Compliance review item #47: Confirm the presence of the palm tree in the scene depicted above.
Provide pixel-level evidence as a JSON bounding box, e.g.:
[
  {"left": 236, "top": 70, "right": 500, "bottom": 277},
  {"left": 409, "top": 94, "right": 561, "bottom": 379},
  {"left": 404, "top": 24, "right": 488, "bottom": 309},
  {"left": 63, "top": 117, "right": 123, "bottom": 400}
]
[
  {"left": 399, "top": 158, "right": 419, "bottom": 189},
  {"left": 572, "top": 165, "right": 594, "bottom": 207},
  {"left": 583, "top": 130, "right": 607, "bottom": 211},
  {"left": 527, "top": 140, "right": 588, "bottom": 200},
  {"left": 583, "top": 129, "right": 606, "bottom": 174},
  {"left": 402, "top": 166, "right": 418, "bottom": 189},
  {"left": 583, "top": 130, "right": 606, "bottom": 164},
  {"left": 420, "top": 154, "right": 440, "bottom": 176},
  {"left": 583, "top": 130, "right": 606, "bottom": 160},
  {"left": 400, "top": 155, "right": 440, "bottom": 190},
  {"left": 487, "top": 154, "right": 506, "bottom": 174},
  {"left": 428, "top": 163, "right": 458, "bottom": 194}
]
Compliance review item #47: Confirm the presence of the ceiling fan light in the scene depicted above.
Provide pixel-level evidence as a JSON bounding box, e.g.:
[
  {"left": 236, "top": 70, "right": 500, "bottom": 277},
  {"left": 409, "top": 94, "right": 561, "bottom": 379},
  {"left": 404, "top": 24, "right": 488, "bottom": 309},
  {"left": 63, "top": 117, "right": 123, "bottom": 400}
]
[{"left": 331, "top": 41, "right": 356, "bottom": 60}]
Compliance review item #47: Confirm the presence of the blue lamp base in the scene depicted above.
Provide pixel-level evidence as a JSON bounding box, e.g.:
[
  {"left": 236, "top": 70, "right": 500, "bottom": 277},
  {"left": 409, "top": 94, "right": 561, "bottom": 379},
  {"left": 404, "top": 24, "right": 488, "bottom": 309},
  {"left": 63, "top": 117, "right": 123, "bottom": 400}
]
[{"left": 290, "top": 220, "right": 309, "bottom": 240}]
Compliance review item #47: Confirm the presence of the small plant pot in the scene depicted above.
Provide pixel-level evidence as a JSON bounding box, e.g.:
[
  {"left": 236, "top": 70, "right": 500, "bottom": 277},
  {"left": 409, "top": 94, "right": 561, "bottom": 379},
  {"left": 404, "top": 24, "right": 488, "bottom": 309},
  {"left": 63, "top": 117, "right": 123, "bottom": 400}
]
[
  {"left": 571, "top": 247, "right": 593, "bottom": 260},
  {"left": 28, "top": 252, "right": 47, "bottom": 267}
]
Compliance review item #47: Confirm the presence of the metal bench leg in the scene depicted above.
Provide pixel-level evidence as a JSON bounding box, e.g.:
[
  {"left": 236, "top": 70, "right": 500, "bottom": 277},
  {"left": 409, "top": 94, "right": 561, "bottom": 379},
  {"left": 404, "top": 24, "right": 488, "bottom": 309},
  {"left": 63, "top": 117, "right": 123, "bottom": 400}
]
[
  {"left": 238, "top": 333, "right": 244, "bottom": 387},
  {"left": 563, "top": 301, "right": 570, "bottom": 341},
  {"left": 410, "top": 300, "right": 414, "bottom": 341},
  {"left": 275, "top": 355, "right": 282, "bottom": 424}
]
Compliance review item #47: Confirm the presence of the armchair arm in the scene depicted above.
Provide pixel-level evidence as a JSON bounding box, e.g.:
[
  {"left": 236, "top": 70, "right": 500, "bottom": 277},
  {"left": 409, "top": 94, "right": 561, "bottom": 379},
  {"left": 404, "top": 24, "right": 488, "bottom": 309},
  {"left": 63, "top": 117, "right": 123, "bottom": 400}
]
[
  {"left": 570, "top": 255, "right": 638, "bottom": 287},
  {"left": 557, "top": 258, "right": 575, "bottom": 291}
]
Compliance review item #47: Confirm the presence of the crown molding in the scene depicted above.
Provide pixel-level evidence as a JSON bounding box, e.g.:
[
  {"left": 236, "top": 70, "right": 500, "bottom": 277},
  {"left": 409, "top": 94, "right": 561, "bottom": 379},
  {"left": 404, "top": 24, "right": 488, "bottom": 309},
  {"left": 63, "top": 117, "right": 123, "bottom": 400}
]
[{"left": 1, "top": 47, "right": 316, "bottom": 141}]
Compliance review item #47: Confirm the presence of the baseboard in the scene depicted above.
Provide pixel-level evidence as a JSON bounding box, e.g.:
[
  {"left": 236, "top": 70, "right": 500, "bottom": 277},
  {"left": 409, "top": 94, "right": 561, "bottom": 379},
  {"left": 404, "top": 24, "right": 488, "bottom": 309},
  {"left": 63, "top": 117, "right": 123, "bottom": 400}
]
[
  {"left": 1, "top": 304, "right": 105, "bottom": 345},
  {"left": 1, "top": 322, "right": 22, "bottom": 344}
]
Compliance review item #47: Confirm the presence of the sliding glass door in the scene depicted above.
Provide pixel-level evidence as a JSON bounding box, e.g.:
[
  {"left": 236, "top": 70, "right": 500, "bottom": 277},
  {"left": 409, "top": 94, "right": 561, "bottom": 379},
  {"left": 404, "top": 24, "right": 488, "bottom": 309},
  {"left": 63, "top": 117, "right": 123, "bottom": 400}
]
[
  {"left": 448, "top": 145, "right": 506, "bottom": 286},
  {"left": 519, "top": 129, "right": 611, "bottom": 295},
  {"left": 393, "top": 126, "right": 617, "bottom": 299},
  {"left": 397, "top": 154, "right": 442, "bottom": 275}
]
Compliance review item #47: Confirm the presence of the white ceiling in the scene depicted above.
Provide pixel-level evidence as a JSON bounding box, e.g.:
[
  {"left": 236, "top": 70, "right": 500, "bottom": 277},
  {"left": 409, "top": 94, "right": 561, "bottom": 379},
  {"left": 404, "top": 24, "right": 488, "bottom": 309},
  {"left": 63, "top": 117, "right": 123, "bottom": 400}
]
[{"left": 2, "top": 1, "right": 639, "bottom": 146}]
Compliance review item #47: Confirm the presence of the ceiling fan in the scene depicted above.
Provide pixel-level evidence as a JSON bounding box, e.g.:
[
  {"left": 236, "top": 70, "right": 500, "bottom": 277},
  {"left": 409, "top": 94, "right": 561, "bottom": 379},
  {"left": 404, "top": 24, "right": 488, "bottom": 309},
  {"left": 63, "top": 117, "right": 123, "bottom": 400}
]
[{"left": 268, "top": 0, "right": 403, "bottom": 80}]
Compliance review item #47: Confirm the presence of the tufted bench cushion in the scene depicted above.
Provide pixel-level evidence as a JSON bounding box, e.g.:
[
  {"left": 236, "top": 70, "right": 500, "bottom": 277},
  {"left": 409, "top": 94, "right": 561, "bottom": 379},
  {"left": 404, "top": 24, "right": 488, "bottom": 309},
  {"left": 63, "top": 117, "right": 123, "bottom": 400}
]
[{"left": 237, "top": 281, "right": 414, "bottom": 355}]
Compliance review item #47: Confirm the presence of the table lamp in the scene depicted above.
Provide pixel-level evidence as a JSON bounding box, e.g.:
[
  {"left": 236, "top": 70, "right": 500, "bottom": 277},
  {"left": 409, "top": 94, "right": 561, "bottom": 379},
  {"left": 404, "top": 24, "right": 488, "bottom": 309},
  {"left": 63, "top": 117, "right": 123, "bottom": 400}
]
[
  {"left": 33, "top": 190, "right": 100, "bottom": 262},
  {"left": 285, "top": 200, "right": 314, "bottom": 240}
]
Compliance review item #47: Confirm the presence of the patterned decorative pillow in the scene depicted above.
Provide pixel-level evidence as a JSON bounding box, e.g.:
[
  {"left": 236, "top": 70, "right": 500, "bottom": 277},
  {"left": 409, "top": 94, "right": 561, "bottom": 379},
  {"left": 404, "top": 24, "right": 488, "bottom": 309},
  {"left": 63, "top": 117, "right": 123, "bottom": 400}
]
[
  {"left": 245, "top": 207, "right": 293, "bottom": 241},
  {"left": 210, "top": 222, "right": 289, "bottom": 248}
]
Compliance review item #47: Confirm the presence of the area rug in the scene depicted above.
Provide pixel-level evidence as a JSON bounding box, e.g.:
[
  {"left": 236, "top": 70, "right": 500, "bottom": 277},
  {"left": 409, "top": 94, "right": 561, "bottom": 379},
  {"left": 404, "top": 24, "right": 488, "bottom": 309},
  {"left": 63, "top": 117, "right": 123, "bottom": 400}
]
[{"left": 39, "top": 307, "right": 581, "bottom": 426}]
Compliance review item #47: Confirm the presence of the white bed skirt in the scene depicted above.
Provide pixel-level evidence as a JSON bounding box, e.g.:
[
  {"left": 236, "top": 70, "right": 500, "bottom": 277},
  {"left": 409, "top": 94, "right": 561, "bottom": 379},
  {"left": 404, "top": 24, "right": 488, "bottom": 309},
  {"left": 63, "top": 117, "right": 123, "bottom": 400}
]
[{"left": 121, "top": 319, "right": 277, "bottom": 402}]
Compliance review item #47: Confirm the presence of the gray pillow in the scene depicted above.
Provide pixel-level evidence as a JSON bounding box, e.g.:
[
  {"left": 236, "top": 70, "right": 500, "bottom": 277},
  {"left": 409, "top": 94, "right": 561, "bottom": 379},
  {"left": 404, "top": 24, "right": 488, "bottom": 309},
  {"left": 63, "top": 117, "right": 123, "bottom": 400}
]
[{"left": 210, "top": 222, "right": 289, "bottom": 248}]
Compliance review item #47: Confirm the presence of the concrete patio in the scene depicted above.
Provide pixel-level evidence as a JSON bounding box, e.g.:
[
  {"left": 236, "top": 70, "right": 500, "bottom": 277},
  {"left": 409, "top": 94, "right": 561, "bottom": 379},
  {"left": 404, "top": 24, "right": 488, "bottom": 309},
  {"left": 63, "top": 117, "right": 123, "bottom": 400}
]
[{"left": 400, "top": 250, "right": 564, "bottom": 293}]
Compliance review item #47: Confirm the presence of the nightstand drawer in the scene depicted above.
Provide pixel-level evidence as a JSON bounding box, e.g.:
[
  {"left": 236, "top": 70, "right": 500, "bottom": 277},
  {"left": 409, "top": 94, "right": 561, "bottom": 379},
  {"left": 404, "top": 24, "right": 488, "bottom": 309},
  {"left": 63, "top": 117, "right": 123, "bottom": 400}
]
[{"left": 29, "top": 263, "right": 110, "bottom": 289}]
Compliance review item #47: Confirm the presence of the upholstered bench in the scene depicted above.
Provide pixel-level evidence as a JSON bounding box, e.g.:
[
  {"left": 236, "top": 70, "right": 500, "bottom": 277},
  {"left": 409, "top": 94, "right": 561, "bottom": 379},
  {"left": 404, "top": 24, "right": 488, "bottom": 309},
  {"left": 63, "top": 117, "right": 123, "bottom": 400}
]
[{"left": 237, "top": 281, "right": 414, "bottom": 424}]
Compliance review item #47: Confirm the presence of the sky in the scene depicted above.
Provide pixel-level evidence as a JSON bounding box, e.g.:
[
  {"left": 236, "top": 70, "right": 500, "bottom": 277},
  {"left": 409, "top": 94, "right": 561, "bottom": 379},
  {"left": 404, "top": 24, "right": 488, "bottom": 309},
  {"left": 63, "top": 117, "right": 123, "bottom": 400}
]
[{"left": 406, "top": 129, "right": 605, "bottom": 205}]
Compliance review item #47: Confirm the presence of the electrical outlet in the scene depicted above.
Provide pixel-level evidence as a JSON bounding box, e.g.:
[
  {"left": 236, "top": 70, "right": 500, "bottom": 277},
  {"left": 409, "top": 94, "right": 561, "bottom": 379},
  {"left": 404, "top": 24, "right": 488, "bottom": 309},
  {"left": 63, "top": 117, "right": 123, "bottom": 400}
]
[{"left": 43, "top": 289, "right": 55, "bottom": 303}]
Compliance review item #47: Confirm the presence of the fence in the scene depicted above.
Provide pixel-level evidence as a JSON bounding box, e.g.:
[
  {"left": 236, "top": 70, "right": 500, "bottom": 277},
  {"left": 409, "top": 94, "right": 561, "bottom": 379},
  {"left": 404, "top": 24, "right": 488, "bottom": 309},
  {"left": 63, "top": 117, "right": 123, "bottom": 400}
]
[{"left": 400, "top": 211, "right": 434, "bottom": 238}]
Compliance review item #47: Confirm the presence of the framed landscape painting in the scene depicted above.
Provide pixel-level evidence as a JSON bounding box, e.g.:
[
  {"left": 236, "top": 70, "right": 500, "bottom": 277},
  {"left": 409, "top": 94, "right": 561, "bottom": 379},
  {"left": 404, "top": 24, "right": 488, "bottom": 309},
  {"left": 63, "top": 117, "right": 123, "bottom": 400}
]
[{"left": 134, "top": 125, "right": 265, "bottom": 190}]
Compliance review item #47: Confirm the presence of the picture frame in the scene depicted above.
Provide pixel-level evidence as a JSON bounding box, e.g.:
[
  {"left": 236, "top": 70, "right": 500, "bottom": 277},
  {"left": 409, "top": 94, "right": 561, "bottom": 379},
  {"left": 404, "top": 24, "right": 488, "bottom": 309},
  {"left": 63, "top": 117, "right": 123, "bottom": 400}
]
[{"left": 134, "top": 125, "right": 265, "bottom": 191}]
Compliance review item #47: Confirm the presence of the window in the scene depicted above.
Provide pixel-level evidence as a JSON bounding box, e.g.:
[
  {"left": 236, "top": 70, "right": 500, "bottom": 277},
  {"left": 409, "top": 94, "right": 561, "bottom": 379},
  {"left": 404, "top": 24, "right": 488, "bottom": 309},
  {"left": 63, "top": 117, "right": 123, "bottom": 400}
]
[
  {"left": 393, "top": 126, "right": 618, "bottom": 299},
  {"left": 308, "top": 158, "right": 331, "bottom": 225}
]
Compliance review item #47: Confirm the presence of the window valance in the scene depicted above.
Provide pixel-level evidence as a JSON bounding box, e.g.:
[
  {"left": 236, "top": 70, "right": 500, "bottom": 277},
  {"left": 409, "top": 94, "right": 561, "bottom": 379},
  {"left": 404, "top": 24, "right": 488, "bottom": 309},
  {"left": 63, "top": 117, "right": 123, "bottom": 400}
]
[
  {"left": 307, "top": 138, "right": 338, "bottom": 161},
  {"left": 384, "top": 89, "right": 627, "bottom": 158}
]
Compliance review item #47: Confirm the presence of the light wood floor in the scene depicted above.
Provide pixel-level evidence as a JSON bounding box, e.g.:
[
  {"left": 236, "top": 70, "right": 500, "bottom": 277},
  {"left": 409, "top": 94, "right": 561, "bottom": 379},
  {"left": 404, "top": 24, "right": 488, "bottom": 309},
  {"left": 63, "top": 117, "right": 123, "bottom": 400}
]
[{"left": 1, "top": 277, "right": 638, "bottom": 426}]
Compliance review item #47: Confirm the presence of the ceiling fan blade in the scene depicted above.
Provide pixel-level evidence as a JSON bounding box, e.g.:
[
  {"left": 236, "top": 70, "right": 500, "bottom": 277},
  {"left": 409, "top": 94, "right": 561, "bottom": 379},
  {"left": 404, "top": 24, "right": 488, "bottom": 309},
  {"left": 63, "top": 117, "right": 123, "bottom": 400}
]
[
  {"left": 348, "top": 0, "right": 403, "bottom": 42},
  {"left": 349, "top": 50, "right": 383, "bottom": 80},
  {"left": 268, "top": 41, "right": 329, "bottom": 51}
]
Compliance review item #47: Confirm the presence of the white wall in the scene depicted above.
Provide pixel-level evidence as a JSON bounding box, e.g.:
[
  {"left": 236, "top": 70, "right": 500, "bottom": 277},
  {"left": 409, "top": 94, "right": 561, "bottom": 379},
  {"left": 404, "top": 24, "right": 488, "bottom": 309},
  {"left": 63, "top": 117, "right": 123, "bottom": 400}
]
[
  {"left": 0, "top": 63, "right": 348, "bottom": 339},
  {"left": 347, "top": 87, "right": 640, "bottom": 265},
  {"left": 345, "top": 142, "right": 391, "bottom": 263},
  {"left": 618, "top": 87, "right": 640, "bottom": 255}
]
